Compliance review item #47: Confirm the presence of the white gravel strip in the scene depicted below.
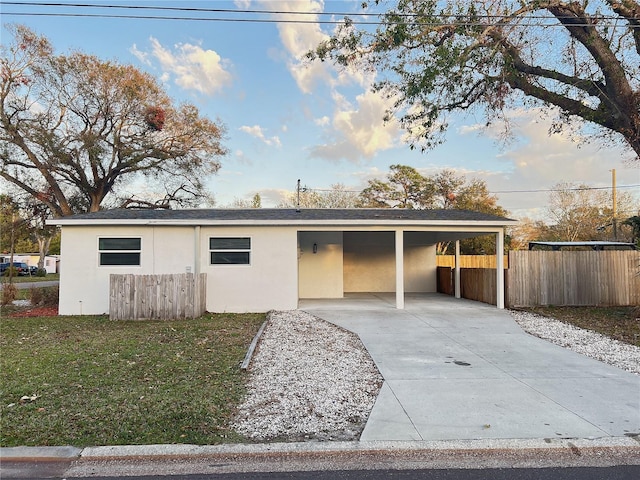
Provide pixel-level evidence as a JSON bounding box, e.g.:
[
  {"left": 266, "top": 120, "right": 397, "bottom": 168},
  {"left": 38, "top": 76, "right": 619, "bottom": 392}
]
[
  {"left": 509, "top": 310, "right": 640, "bottom": 375},
  {"left": 233, "top": 310, "right": 383, "bottom": 442}
]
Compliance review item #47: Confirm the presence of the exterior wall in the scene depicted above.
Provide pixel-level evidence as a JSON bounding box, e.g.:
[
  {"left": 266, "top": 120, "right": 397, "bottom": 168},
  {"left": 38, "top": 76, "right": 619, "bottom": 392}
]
[
  {"left": 298, "top": 231, "right": 343, "bottom": 298},
  {"left": 58, "top": 225, "right": 299, "bottom": 315},
  {"left": 200, "top": 226, "right": 298, "bottom": 312},
  {"left": 58, "top": 226, "right": 166, "bottom": 315},
  {"left": 404, "top": 244, "right": 437, "bottom": 292},
  {"left": 343, "top": 232, "right": 437, "bottom": 293},
  {"left": 344, "top": 232, "right": 395, "bottom": 292}
]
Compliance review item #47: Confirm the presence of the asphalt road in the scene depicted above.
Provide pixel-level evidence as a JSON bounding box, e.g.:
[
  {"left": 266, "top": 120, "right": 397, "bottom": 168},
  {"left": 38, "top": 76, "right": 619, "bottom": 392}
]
[
  {"left": 2, "top": 280, "right": 59, "bottom": 289},
  {"left": 4, "top": 465, "right": 640, "bottom": 480}
]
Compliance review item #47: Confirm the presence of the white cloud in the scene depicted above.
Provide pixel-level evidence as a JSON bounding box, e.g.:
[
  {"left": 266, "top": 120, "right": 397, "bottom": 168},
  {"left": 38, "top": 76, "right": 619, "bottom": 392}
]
[
  {"left": 135, "top": 37, "right": 233, "bottom": 95},
  {"left": 255, "top": 0, "right": 368, "bottom": 93},
  {"left": 239, "top": 125, "right": 282, "bottom": 147},
  {"left": 310, "top": 90, "right": 401, "bottom": 162},
  {"left": 130, "top": 44, "right": 150, "bottom": 65},
  {"left": 456, "top": 108, "right": 640, "bottom": 220},
  {"left": 258, "top": 188, "right": 293, "bottom": 207}
]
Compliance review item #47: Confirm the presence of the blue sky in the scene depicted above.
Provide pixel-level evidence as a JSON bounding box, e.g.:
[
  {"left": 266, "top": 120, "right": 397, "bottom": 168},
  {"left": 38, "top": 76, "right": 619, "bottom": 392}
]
[{"left": 1, "top": 0, "right": 639, "bottom": 220}]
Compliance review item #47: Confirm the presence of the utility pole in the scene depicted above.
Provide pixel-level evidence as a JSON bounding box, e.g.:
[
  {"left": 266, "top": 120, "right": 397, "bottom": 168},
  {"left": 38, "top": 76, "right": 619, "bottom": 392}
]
[
  {"left": 296, "top": 179, "right": 307, "bottom": 212},
  {"left": 612, "top": 169, "right": 618, "bottom": 241}
]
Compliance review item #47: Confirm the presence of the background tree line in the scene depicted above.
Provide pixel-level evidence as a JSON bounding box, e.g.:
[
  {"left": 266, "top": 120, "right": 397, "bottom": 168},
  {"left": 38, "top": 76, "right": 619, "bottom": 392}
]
[{"left": 278, "top": 165, "right": 639, "bottom": 253}]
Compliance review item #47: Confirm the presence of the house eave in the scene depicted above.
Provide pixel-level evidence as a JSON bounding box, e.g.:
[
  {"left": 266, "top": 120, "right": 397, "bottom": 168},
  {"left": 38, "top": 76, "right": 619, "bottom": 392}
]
[{"left": 48, "top": 218, "right": 517, "bottom": 228}]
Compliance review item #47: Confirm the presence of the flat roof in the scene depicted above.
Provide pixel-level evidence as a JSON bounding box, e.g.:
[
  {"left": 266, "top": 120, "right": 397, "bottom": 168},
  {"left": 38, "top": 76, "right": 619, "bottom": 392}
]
[{"left": 49, "top": 208, "right": 517, "bottom": 227}]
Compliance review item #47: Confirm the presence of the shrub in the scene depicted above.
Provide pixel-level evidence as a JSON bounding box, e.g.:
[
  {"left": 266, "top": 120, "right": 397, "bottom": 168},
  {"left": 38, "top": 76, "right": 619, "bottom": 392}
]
[
  {"left": 36, "top": 268, "right": 47, "bottom": 277},
  {"left": 29, "top": 285, "right": 59, "bottom": 307},
  {"left": 1, "top": 283, "right": 18, "bottom": 306},
  {"left": 3, "top": 267, "right": 19, "bottom": 277}
]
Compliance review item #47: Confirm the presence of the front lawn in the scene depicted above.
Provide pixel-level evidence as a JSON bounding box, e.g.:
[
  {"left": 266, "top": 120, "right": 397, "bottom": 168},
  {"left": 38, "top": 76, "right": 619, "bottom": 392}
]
[{"left": 0, "top": 313, "right": 265, "bottom": 447}]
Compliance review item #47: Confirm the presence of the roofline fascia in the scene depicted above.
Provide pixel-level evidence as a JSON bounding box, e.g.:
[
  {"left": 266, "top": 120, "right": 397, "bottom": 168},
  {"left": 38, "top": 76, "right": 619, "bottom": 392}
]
[{"left": 48, "top": 218, "right": 518, "bottom": 228}]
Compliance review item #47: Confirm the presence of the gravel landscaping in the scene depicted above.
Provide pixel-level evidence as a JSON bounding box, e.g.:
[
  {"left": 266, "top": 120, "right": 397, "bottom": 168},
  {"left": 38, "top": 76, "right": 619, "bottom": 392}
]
[
  {"left": 509, "top": 309, "right": 640, "bottom": 375},
  {"left": 232, "top": 310, "right": 382, "bottom": 442}
]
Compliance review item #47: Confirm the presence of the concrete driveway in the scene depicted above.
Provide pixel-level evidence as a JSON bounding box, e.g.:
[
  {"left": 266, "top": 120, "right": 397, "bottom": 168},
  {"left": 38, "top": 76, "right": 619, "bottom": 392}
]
[{"left": 301, "top": 293, "right": 640, "bottom": 442}]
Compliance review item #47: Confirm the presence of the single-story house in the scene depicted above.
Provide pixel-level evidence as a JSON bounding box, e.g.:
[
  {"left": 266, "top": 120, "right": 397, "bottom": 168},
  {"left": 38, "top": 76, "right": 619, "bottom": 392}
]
[{"left": 48, "top": 208, "right": 517, "bottom": 315}]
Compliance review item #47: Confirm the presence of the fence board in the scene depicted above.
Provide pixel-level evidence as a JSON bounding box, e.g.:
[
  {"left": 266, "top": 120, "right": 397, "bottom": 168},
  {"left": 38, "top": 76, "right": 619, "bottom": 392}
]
[
  {"left": 437, "top": 255, "right": 508, "bottom": 269},
  {"left": 436, "top": 266, "right": 454, "bottom": 295},
  {"left": 109, "top": 273, "right": 207, "bottom": 320},
  {"left": 507, "top": 250, "right": 639, "bottom": 307},
  {"left": 460, "top": 268, "right": 497, "bottom": 305}
]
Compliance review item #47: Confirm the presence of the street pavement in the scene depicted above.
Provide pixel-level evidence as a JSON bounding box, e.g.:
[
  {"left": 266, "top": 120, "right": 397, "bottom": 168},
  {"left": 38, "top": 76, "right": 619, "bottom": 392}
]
[{"left": 0, "top": 280, "right": 59, "bottom": 289}]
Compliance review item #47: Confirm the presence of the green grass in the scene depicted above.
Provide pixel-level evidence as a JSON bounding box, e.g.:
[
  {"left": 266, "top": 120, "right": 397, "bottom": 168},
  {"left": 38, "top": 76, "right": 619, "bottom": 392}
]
[
  {"left": 0, "top": 313, "right": 265, "bottom": 447},
  {"left": 1, "top": 273, "right": 60, "bottom": 284}
]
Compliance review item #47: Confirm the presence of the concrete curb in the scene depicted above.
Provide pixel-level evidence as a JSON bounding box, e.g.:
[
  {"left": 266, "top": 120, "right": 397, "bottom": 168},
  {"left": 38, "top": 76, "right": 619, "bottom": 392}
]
[
  {"left": 0, "top": 445, "right": 82, "bottom": 460},
  {"left": 2, "top": 436, "right": 639, "bottom": 462}
]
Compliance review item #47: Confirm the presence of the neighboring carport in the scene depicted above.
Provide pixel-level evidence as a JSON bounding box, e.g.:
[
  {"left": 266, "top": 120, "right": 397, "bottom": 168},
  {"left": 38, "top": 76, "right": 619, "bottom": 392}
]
[{"left": 297, "top": 209, "right": 515, "bottom": 309}]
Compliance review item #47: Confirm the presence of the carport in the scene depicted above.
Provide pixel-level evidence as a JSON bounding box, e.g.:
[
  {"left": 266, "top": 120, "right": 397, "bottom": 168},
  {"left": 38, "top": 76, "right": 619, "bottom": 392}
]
[{"left": 297, "top": 209, "right": 516, "bottom": 309}]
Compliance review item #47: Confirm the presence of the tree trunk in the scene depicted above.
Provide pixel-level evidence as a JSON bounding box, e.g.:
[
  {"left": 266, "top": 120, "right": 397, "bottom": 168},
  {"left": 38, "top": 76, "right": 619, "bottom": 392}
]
[{"left": 36, "top": 234, "right": 52, "bottom": 271}]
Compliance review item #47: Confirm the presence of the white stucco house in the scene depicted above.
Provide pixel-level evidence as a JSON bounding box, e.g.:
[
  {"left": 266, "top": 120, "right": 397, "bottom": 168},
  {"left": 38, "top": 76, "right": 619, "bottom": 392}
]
[{"left": 48, "top": 208, "right": 517, "bottom": 315}]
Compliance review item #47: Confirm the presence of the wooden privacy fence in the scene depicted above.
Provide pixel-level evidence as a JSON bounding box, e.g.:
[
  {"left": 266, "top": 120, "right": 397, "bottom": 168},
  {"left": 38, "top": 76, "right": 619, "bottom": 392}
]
[
  {"left": 436, "top": 255, "right": 508, "bottom": 269},
  {"left": 436, "top": 266, "right": 504, "bottom": 306},
  {"left": 110, "top": 273, "right": 207, "bottom": 320},
  {"left": 508, "top": 250, "right": 640, "bottom": 307},
  {"left": 437, "top": 250, "right": 639, "bottom": 307}
]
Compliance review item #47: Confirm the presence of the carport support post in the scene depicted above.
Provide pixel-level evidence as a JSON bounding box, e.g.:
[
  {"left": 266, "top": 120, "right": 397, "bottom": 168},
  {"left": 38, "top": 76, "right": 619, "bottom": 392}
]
[
  {"left": 395, "top": 229, "right": 405, "bottom": 309},
  {"left": 454, "top": 240, "right": 461, "bottom": 299},
  {"left": 496, "top": 229, "right": 505, "bottom": 309}
]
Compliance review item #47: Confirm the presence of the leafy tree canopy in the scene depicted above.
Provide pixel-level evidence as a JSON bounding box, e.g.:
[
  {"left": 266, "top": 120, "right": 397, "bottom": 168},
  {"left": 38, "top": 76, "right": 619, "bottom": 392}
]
[
  {"left": 310, "top": 0, "right": 640, "bottom": 159},
  {"left": 0, "top": 194, "right": 34, "bottom": 254},
  {"left": 358, "top": 164, "right": 508, "bottom": 214},
  {"left": 1, "top": 25, "right": 228, "bottom": 217},
  {"left": 357, "top": 165, "right": 509, "bottom": 253}
]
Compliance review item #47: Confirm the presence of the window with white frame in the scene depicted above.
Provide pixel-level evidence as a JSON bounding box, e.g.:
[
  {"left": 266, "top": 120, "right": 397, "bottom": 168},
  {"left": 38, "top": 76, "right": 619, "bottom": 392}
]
[
  {"left": 210, "top": 237, "right": 251, "bottom": 265},
  {"left": 98, "top": 237, "right": 141, "bottom": 266}
]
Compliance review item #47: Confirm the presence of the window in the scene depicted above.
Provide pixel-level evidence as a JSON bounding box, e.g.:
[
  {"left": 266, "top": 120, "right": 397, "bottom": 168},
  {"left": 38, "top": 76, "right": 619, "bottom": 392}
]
[
  {"left": 210, "top": 237, "right": 251, "bottom": 265},
  {"left": 99, "top": 237, "right": 141, "bottom": 266}
]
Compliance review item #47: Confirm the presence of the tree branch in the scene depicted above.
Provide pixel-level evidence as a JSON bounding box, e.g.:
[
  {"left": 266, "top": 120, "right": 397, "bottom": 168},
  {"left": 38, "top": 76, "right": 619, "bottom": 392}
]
[{"left": 608, "top": 0, "right": 640, "bottom": 55}]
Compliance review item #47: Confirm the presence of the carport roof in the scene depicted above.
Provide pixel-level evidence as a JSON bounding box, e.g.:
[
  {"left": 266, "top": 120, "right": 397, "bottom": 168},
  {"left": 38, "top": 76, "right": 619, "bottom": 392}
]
[{"left": 49, "top": 208, "right": 516, "bottom": 227}]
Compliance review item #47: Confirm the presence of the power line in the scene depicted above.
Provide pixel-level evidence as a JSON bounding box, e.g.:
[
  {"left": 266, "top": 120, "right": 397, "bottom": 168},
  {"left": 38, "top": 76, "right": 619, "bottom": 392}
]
[
  {"left": 492, "top": 184, "right": 640, "bottom": 194},
  {"left": 0, "top": 1, "right": 636, "bottom": 27},
  {"left": 305, "top": 184, "right": 640, "bottom": 195}
]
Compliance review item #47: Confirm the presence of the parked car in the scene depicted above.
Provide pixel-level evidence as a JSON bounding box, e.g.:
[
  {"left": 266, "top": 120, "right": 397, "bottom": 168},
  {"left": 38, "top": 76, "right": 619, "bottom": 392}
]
[{"left": 0, "top": 262, "right": 31, "bottom": 276}]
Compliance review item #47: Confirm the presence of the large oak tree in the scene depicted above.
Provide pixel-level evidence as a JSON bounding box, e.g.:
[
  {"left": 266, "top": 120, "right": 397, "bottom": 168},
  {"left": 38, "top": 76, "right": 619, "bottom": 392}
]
[
  {"left": 1, "top": 25, "right": 228, "bottom": 217},
  {"left": 310, "top": 0, "right": 640, "bottom": 158}
]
